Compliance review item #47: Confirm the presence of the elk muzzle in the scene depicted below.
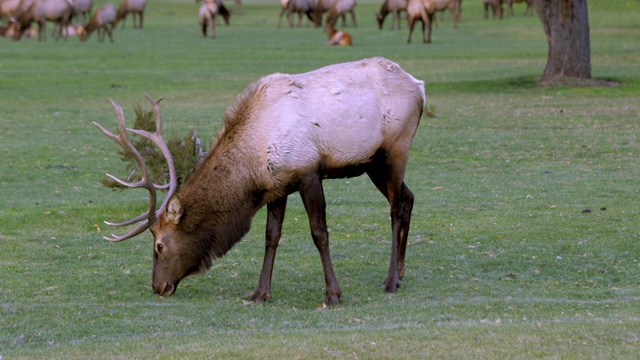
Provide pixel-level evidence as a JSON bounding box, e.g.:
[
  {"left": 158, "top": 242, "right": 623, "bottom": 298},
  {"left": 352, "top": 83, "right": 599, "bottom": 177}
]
[{"left": 153, "top": 281, "right": 176, "bottom": 297}]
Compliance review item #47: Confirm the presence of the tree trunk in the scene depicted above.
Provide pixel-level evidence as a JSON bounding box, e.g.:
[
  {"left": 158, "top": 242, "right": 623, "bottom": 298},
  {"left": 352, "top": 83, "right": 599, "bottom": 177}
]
[{"left": 532, "top": 0, "right": 591, "bottom": 84}]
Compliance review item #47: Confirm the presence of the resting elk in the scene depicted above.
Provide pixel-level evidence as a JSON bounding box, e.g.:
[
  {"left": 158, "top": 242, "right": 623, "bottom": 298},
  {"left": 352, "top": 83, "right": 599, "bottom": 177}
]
[
  {"left": 324, "top": 21, "right": 351, "bottom": 46},
  {"left": 94, "top": 57, "right": 425, "bottom": 306},
  {"left": 114, "top": 0, "right": 146, "bottom": 28},
  {"left": 80, "top": 2, "right": 116, "bottom": 42}
]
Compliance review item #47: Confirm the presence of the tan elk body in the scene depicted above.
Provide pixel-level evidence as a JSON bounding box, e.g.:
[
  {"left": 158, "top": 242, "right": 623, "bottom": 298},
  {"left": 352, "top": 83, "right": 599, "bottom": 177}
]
[
  {"left": 198, "top": 0, "right": 217, "bottom": 38},
  {"left": 11, "top": 0, "right": 73, "bottom": 41},
  {"left": 375, "top": 0, "right": 408, "bottom": 30},
  {"left": 80, "top": 3, "right": 116, "bottom": 42},
  {"left": 95, "top": 57, "right": 425, "bottom": 306},
  {"left": 115, "top": 0, "right": 146, "bottom": 28}
]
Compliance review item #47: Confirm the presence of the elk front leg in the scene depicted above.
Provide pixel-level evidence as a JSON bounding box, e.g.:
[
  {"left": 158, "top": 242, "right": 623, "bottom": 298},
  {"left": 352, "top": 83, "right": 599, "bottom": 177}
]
[
  {"left": 251, "top": 196, "right": 288, "bottom": 303},
  {"left": 299, "top": 175, "right": 342, "bottom": 306}
]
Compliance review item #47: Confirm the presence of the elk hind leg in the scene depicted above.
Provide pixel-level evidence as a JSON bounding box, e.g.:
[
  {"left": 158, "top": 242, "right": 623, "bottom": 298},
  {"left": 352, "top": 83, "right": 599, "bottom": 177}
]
[
  {"left": 251, "top": 196, "right": 288, "bottom": 303},
  {"left": 367, "top": 155, "right": 413, "bottom": 293},
  {"left": 300, "top": 175, "right": 342, "bottom": 306}
]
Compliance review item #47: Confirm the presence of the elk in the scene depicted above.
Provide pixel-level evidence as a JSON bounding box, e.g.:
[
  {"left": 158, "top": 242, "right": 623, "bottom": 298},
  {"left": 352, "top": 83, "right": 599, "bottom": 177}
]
[
  {"left": 425, "top": 0, "right": 460, "bottom": 29},
  {"left": 312, "top": 0, "right": 354, "bottom": 28},
  {"left": 80, "top": 3, "right": 116, "bottom": 42},
  {"left": 94, "top": 57, "right": 425, "bottom": 306},
  {"left": 114, "top": 0, "right": 145, "bottom": 28},
  {"left": 406, "top": 0, "right": 430, "bottom": 43},
  {"left": 198, "top": 0, "right": 217, "bottom": 39},
  {"left": 1, "top": 0, "right": 22, "bottom": 25},
  {"left": 375, "top": 0, "right": 407, "bottom": 30},
  {"left": 11, "top": 0, "right": 73, "bottom": 41},
  {"left": 482, "top": 0, "right": 503, "bottom": 19},
  {"left": 71, "top": 0, "right": 91, "bottom": 24},
  {"left": 277, "top": 0, "right": 314, "bottom": 28},
  {"left": 324, "top": 21, "right": 351, "bottom": 46}
]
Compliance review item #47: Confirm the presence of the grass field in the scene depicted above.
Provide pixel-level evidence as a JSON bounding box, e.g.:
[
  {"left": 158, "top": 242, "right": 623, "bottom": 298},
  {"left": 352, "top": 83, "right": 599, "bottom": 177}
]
[{"left": 1, "top": 0, "right": 639, "bottom": 358}]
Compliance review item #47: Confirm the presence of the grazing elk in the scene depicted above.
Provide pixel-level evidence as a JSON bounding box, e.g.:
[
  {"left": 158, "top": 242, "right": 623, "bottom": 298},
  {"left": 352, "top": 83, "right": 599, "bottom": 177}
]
[
  {"left": 426, "top": 0, "right": 460, "bottom": 29},
  {"left": 198, "top": 0, "right": 217, "bottom": 39},
  {"left": 375, "top": 0, "right": 407, "bottom": 30},
  {"left": 406, "top": 0, "right": 429, "bottom": 43},
  {"left": 11, "top": 0, "right": 73, "bottom": 41},
  {"left": 324, "top": 21, "right": 351, "bottom": 46},
  {"left": 94, "top": 57, "right": 425, "bottom": 306},
  {"left": 80, "top": 2, "right": 116, "bottom": 42},
  {"left": 115, "top": 0, "right": 146, "bottom": 28},
  {"left": 278, "top": 0, "right": 314, "bottom": 28},
  {"left": 312, "top": 0, "right": 355, "bottom": 28},
  {"left": 71, "top": 0, "right": 91, "bottom": 24},
  {"left": 482, "top": 0, "right": 503, "bottom": 19},
  {"left": 1, "top": 0, "right": 22, "bottom": 25}
]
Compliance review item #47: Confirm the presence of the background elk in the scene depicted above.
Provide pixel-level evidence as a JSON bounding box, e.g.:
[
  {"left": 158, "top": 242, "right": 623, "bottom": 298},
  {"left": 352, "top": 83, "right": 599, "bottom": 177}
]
[
  {"left": 277, "top": 0, "right": 314, "bottom": 28},
  {"left": 94, "top": 57, "right": 425, "bottom": 306},
  {"left": 504, "top": 0, "right": 531, "bottom": 16},
  {"left": 324, "top": 21, "right": 351, "bottom": 45},
  {"left": 197, "top": 0, "right": 217, "bottom": 38},
  {"left": 312, "top": 0, "right": 354, "bottom": 28},
  {"left": 375, "top": 0, "right": 407, "bottom": 30},
  {"left": 482, "top": 0, "right": 503, "bottom": 19},
  {"left": 0, "top": 0, "right": 22, "bottom": 25},
  {"left": 71, "top": 0, "right": 91, "bottom": 24},
  {"left": 11, "top": 0, "right": 73, "bottom": 41},
  {"left": 114, "top": 0, "right": 146, "bottom": 28},
  {"left": 80, "top": 2, "right": 116, "bottom": 42},
  {"left": 426, "top": 0, "right": 460, "bottom": 29},
  {"left": 406, "top": 0, "right": 430, "bottom": 43}
]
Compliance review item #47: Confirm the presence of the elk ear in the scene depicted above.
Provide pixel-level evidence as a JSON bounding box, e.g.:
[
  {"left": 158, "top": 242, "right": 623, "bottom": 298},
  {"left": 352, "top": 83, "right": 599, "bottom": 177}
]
[{"left": 165, "top": 194, "right": 184, "bottom": 225}]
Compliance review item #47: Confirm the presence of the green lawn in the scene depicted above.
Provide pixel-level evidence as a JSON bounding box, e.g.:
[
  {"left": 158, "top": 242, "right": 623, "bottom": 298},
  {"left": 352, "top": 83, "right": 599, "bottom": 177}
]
[{"left": 1, "top": 0, "right": 639, "bottom": 358}]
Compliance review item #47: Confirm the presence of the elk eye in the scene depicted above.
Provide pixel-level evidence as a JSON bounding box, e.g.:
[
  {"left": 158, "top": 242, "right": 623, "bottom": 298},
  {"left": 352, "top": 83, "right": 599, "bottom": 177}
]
[{"left": 157, "top": 243, "right": 164, "bottom": 254}]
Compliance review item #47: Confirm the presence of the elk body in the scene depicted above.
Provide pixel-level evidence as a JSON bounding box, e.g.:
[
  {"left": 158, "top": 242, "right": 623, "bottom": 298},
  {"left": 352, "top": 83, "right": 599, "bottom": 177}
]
[
  {"left": 375, "top": 0, "right": 408, "bottom": 30},
  {"left": 71, "top": 0, "right": 91, "bottom": 24},
  {"left": 198, "top": 0, "right": 217, "bottom": 38},
  {"left": 115, "top": 0, "right": 146, "bottom": 28},
  {"left": 277, "top": 0, "right": 314, "bottom": 28},
  {"left": 95, "top": 57, "right": 425, "bottom": 306},
  {"left": 426, "top": 0, "right": 460, "bottom": 29},
  {"left": 0, "top": 0, "right": 22, "bottom": 24},
  {"left": 483, "top": 0, "right": 503, "bottom": 19},
  {"left": 324, "top": 21, "right": 351, "bottom": 46},
  {"left": 80, "top": 2, "right": 116, "bottom": 42},
  {"left": 312, "top": 0, "right": 355, "bottom": 28},
  {"left": 11, "top": 0, "right": 73, "bottom": 41}
]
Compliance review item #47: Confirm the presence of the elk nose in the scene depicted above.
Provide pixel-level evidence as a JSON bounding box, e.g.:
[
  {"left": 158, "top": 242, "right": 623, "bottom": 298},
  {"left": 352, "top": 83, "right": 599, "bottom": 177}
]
[{"left": 153, "top": 282, "right": 176, "bottom": 297}]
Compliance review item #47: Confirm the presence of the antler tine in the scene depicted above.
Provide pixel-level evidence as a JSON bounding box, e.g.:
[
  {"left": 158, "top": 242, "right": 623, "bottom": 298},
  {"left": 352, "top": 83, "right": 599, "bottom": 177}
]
[
  {"left": 136, "top": 94, "right": 178, "bottom": 217},
  {"left": 92, "top": 98, "right": 160, "bottom": 241},
  {"left": 103, "top": 219, "right": 150, "bottom": 242}
]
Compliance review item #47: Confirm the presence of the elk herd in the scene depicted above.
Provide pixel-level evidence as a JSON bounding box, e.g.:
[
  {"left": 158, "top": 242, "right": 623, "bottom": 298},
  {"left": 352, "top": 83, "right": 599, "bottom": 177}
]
[
  {"left": 0, "top": 0, "right": 534, "bottom": 43},
  {"left": 0, "top": 0, "right": 147, "bottom": 41}
]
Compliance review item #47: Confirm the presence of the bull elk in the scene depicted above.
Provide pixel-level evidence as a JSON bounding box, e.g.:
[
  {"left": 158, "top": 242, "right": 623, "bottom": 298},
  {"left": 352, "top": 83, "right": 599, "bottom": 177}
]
[{"left": 94, "top": 57, "right": 425, "bottom": 306}]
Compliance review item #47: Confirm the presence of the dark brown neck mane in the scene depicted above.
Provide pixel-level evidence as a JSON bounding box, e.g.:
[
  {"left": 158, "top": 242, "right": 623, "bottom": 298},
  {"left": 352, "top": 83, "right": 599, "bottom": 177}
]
[{"left": 174, "top": 80, "right": 270, "bottom": 271}]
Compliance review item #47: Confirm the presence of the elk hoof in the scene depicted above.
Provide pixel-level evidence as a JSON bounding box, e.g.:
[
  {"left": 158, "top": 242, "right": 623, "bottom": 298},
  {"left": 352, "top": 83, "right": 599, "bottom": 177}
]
[
  {"left": 250, "top": 289, "right": 270, "bottom": 303},
  {"left": 383, "top": 277, "right": 400, "bottom": 293}
]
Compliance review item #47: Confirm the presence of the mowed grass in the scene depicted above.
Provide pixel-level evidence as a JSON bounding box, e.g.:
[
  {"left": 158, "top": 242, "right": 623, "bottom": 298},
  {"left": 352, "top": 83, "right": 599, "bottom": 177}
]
[{"left": 1, "top": 0, "right": 639, "bottom": 358}]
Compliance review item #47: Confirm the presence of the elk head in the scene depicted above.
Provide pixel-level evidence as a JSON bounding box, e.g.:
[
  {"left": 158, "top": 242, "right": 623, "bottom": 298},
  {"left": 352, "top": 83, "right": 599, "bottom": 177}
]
[{"left": 93, "top": 95, "right": 193, "bottom": 296}]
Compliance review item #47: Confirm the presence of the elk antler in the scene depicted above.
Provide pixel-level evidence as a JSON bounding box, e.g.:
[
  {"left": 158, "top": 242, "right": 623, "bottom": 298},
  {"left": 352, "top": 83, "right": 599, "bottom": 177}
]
[{"left": 93, "top": 95, "right": 178, "bottom": 242}]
